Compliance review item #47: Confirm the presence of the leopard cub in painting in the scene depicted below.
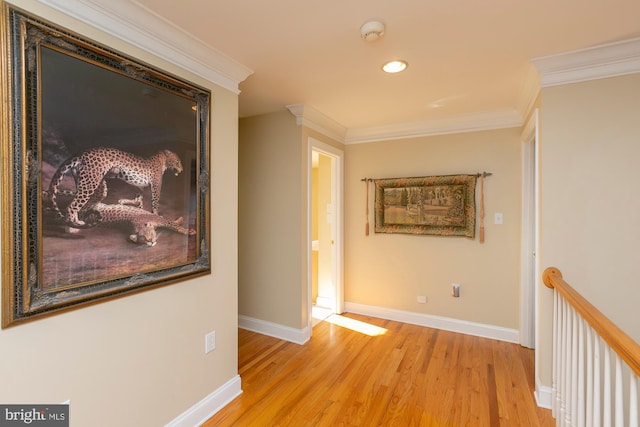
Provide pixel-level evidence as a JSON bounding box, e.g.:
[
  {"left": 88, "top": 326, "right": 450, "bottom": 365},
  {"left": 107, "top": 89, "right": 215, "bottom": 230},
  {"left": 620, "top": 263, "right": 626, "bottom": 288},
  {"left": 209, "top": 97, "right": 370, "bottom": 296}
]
[{"left": 47, "top": 147, "right": 183, "bottom": 227}]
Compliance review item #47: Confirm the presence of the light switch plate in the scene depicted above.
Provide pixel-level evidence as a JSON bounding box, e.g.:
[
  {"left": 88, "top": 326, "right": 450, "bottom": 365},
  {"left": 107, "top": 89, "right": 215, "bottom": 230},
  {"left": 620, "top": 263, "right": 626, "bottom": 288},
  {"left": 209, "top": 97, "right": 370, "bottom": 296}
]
[{"left": 205, "top": 331, "right": 216, "bottom": 353}]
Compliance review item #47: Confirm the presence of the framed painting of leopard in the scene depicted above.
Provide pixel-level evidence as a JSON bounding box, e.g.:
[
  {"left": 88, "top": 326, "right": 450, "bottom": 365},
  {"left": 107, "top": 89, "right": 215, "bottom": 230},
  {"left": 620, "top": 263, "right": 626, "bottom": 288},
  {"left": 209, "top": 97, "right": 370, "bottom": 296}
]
[{"left": 1, "top": 5, "right": 211, "bottom": 327}]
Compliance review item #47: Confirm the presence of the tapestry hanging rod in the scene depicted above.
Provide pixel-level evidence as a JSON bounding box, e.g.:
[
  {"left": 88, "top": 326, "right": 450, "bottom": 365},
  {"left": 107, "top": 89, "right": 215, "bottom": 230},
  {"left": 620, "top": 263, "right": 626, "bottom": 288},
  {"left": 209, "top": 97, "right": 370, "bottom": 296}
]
[{"left": 360, "top": 172, "right": 492, "bottom": 182}]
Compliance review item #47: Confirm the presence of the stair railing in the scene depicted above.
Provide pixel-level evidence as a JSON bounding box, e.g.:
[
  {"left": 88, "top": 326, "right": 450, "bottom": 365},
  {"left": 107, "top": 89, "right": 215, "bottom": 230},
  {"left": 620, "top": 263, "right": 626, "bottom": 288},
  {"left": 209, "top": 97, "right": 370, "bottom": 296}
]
[{"left": 543, "top": 267, "right": 640, "bottom": 427}]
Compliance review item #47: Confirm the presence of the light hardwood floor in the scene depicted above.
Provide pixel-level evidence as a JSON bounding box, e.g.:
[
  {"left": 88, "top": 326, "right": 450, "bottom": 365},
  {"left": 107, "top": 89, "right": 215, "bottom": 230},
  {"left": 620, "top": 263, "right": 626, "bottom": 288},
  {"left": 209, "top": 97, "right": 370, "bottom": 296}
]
[{"left": 203, "top": 313, "right": 555, "bottom": 426}]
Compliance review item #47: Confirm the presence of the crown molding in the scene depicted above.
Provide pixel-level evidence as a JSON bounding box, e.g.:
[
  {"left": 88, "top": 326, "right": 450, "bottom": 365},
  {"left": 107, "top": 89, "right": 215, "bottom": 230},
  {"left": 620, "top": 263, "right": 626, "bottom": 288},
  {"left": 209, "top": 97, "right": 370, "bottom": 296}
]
[
  {"left": 36, "top": 0, "right": 253, "bottom": 93},
  {"left": 286, "top": 104, "right": 347, "bottom": 143},
  {"left": 344, "top": 108, "right": 522, "bottom": 144},
  {"left": 532, "top": 37, "right": 640, "bottom": 88},
  {"left": 287, "top": 104, "right": 522, "bottom": 145}
]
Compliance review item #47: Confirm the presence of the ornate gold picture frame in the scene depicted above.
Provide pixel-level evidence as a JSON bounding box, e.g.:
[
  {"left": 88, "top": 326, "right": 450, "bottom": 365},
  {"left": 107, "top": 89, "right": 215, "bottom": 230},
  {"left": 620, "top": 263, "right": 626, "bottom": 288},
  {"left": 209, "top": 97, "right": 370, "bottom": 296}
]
[{"left": 1, "top": 5, "right": 211, "bottom": 327}]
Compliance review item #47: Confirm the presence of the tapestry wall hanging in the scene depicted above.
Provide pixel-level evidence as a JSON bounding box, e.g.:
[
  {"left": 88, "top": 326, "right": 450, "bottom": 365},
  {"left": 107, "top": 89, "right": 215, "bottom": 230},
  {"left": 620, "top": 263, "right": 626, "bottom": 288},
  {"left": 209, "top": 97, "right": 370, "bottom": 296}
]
[{"left": 373, "top": 174, "right": 478, "bottom": 238}]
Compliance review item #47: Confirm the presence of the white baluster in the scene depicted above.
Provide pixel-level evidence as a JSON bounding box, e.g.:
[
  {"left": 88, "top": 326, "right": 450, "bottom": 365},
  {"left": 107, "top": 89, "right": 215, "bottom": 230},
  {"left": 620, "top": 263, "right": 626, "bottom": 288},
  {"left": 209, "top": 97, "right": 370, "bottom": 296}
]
[
  {"left": 553, "top": 290, "right": 559, "bottom": 418},
  {"left": 558, "top": 295, "right": 565, "bottom": 425},
  {"left": 565, "top": 303, "right": 573, "bottom": 426},
  {"left": 571, "top": 310, "right": 579, "bottom": 426},
  {"left": 630, "top": 374, "right": 638, "bottom": 427},
  {"left": 593, "top": 333, "right": 601, "bottom": 427},
  {"left": 577, "top": 318, "right": 585, "bottom": 427},
  {"left": 562, "top": 297, "right": 570, "bottom": 426},
  {"left": 614, "top": 356, "right": 623, "bottom": 427},
  {"left": 586, "top": 325, "right": 594, "bottom": 427},
  {"left": 604, "top": 347, "right": 612, "bottom": 427}
]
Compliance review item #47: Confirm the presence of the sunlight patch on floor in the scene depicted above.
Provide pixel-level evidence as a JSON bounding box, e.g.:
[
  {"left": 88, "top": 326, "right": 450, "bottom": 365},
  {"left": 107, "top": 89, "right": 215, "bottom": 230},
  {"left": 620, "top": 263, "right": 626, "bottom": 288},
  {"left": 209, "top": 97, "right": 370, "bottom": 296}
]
[{"left": 324, "top": 314, "right": 388, "bottom": 336}]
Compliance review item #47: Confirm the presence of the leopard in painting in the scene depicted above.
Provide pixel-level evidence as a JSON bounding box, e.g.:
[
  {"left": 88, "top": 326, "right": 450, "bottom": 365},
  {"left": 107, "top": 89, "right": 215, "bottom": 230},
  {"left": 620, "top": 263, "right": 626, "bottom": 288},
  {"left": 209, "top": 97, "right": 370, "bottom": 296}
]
[
  {"left": 47, "top": 147, "right": 183, "bottom": 227},
  {"left": 88, "top": 199, "right": 195, "bottom": 247}
]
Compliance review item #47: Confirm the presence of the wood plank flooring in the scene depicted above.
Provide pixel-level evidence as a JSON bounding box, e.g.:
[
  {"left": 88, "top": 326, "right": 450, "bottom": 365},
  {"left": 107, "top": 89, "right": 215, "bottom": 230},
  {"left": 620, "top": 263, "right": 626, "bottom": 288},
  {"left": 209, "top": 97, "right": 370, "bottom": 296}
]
[{"left": 203, "top": 313, "right": 554, "bottom": 426}]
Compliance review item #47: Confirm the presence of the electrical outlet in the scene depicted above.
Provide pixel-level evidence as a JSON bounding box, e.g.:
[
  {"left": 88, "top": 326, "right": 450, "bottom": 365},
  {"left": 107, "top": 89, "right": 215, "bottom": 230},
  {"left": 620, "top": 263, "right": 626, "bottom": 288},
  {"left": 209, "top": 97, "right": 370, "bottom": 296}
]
[
  {"left": 494, "top": 212, "right": 503, "bottom": 225},
  {"left": 417, "top": 295, "right": 427, "bottom": 304},
  {"left": 452, "top": 283, "right": 460, "bottom": 298},
  {"left": 205, "top": 331, "right": 216, "bottom": 353},
  {"left": 452, "top": 283, "right": 460, "bottom": 297}
]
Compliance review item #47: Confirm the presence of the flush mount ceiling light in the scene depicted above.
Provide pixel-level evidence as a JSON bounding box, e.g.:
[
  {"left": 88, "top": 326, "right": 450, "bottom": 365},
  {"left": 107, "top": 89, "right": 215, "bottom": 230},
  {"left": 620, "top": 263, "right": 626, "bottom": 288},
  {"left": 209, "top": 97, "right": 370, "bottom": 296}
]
[
  {"left": 360, "top": 20, "right": 385, "bottom": 42},
  {"left": 382, "top": 60, "right": 408, "bottom": 73}
]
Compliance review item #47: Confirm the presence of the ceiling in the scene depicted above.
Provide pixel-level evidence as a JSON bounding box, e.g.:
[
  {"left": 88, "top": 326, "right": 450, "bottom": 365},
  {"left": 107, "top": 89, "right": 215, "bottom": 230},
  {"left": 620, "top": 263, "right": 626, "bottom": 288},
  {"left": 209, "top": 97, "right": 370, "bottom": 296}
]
[{"left": 131, "top": 0, "right": 639, "bottom": 136}]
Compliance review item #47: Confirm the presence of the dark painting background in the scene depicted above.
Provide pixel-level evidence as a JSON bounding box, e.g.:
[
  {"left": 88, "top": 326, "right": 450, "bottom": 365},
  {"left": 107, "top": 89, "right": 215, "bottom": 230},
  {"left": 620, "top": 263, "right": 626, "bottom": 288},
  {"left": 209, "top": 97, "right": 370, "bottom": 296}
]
[{"left": 40, "top": 46, "right": 199, "bottom": 290}]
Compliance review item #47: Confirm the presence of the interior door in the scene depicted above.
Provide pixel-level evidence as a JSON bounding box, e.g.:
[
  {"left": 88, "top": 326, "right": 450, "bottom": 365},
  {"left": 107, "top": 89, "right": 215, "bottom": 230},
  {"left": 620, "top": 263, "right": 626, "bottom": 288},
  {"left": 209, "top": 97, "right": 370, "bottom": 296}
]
[{"left": 308, "top": 138, "right": 344, "bottom": 327}]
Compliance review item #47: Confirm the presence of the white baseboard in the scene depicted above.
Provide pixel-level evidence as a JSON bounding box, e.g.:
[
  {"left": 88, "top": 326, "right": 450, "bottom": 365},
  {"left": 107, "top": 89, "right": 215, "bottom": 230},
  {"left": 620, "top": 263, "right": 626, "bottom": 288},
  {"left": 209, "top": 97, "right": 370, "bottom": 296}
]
[
  {"left": 315, "top": 296, "right": 333, "bottom": 309},
  {"left": 344, "top": 302, "right": 520, "bottom": 343},
  {"left": 535, "top": 383, "right": 553, "bottom": 409},
  {"left": 238, "top": 315, "right": 311, "bottom": 345},
  {"left": 238, "top": 303, "right": 518, "bottom": 347},
  {"left": 165, "top": 375, "right": 242, "bottom": 427}
]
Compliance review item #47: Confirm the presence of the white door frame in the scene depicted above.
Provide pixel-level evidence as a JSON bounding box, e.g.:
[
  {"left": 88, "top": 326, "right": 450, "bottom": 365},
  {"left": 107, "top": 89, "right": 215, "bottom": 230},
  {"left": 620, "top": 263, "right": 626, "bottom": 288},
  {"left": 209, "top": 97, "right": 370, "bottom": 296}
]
[
  {"left": 520, "top": 108, "right": 540, "bottom": 349},
  {"left": 307, "top": 138, "right": 344, "bottom": 329}
]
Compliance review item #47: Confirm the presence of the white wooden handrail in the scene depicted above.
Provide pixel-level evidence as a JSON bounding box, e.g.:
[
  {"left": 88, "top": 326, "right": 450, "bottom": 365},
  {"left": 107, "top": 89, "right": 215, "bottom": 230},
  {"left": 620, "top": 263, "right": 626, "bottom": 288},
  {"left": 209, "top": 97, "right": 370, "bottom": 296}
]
[{"left": 543, "top": 267, "right": 640, "bottom": 426}]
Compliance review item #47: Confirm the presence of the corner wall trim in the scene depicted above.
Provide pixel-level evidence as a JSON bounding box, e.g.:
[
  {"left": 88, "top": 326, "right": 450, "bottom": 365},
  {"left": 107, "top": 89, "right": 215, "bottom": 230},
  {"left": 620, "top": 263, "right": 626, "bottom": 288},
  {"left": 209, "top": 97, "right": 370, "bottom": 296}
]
[
  {"left": 344, "top": 302, "right": 519, "bottom": 343},
  {"left": 165, "top": 375, "right": 242, "bottom": 427},
  {"left": 238, "top": 315, "right": 311, "bottom": 345}
]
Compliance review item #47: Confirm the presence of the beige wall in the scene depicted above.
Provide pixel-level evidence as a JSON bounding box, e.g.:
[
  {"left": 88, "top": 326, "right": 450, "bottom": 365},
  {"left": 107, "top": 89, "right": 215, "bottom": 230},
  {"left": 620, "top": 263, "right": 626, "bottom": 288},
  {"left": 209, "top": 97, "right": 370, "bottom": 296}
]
[
  {"left": 238, "top": 111, "right": 306, "bottom": 329},
  {"left": 538, "top": 73, "right": 640, "bottom": 386},
  {"left": 345, "top": 128, "right": 522, "bottom": 329},
  {"left": 238, "top": 116, "right": 345, "bottom": 330},
  {"left": 0, "top": 2, "right": 239, "bottom": 425}
]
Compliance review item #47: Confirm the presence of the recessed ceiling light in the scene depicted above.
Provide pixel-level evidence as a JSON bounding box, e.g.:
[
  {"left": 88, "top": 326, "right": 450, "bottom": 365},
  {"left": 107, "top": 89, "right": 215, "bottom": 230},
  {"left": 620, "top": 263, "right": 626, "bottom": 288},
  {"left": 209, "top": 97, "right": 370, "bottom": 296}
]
[{"left": 382, "top": 60, "right": 408, "bottom": 73}]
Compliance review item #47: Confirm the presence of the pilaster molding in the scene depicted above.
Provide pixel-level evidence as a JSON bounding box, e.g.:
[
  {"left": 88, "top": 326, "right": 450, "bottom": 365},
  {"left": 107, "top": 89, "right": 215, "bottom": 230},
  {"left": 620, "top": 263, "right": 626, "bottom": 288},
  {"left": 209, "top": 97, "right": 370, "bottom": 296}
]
[
  {"left": 532, "top": 37, "right": 640, "bottom": 88},
  {"left": 36, "top": 0, "right": 253, "bottom": 93}
]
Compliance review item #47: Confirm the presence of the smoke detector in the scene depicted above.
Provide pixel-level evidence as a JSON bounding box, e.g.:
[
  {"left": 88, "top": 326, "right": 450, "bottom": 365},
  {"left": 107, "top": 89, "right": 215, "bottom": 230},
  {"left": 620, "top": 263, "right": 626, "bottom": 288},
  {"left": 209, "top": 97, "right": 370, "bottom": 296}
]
[{"left": 360, "top": 20, "right": 385, "bottom": 42}]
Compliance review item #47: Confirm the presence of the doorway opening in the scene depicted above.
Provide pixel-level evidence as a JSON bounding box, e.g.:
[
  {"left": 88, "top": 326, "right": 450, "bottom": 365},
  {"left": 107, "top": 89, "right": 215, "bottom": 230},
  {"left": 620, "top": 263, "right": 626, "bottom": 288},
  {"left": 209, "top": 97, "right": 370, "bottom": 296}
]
[
  {"left": 521, "top": 108, "right": 539, "bottom": 350},
  {"left": 308, "top": 138, "right": 344, "bottom": 328}
]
